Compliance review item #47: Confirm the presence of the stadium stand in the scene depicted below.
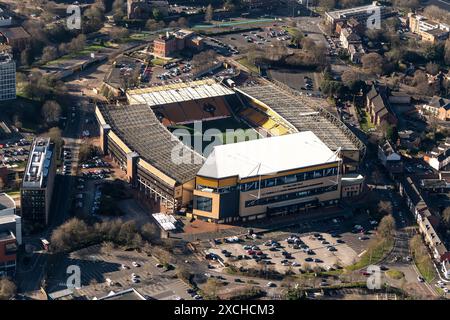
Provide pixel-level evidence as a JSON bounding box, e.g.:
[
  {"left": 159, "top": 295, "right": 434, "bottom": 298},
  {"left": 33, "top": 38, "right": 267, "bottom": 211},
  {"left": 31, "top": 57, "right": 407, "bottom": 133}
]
[{"left": 235, "top": 80, "right": 365, "bottom": 165}]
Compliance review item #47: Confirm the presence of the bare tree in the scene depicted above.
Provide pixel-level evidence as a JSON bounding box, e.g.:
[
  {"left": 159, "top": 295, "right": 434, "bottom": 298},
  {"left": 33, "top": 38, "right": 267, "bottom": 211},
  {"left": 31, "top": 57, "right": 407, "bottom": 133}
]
[
  {"left": 205, "top": 4, "right": 214, "bottom": 22},
  {"left": 0, "top": 278, "right": 16, "bottom": 300},
  {"left": 362, "top": 53, "right": 384, "bottom": 75},
  {"left": 377, "top": 214, "right": 396, "bottom": 240},
  {"left": 42, "top": 100, "right": 62, "bottom": 125}
]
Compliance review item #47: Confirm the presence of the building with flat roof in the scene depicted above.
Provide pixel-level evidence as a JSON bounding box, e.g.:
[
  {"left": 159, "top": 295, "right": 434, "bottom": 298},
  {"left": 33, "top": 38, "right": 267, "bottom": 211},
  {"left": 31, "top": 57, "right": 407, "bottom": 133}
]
[
  {"left": 192, "top": 131, "right": 342, "bottom": 222},
  {"left": 0, "top": 193, "right": 20, "bottom": 277},
  {"left": 408, "top": 13, "right": 449, "bottom": 43},
  {"left": 0, "top": 51, "right": 15, "bottom": 101},
  {"left": 325, "top": 2, "right": 392, "bottom": 27},
  {"left": 20, "top": 138, "right": 56, "bottom": 228}
]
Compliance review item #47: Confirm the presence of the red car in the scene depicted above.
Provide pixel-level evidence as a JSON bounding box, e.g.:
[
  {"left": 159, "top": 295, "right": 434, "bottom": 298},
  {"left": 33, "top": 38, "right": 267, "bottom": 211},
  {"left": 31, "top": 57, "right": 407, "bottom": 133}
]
[
  {"left": 247, "top": 250, "right": 255, "bottom": 255},
  {"left": 256, "top": 251, "right": 263, "bottom": 255}
]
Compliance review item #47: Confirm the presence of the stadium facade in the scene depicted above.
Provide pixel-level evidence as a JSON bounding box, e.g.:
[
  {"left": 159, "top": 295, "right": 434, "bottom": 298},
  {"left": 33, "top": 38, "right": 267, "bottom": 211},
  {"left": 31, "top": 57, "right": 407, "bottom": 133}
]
[
  {"left": 193, "top": 131, "right": 341, "bottom": 223},
  {"left": 95, "top": 79, "right": 365, "bottom": 221}
]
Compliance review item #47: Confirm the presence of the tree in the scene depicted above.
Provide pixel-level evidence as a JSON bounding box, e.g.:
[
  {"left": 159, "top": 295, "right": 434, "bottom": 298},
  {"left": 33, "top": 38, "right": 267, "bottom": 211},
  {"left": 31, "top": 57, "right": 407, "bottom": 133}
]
[
  {"left": 203, "top": 278, "right": 222, "bottom": 299},
  {"left": 318, "top": 0, "right": 336, "bottom": 10},
  {"left": 141, "top": 223, "right": 160, "bottom": 242},
  {"left": 146, "top": 19, "right": 159, "bottom": 31},
  {"left": 442, "top": 207, "right": 450, "bottom": 227},
  {"left": 0, "top": 278, "right": 16, "bottom": 300},
  {"left": 83, "top": 2, "right": 105, "bottom": 33},
  {"left": 424, "top": 5, "right": 450, "bottom": 24},
  {"left": 168, "top": 21, "right": 179, "bottom": 28},
  {"left": 444, "top": 39, "right": 450, "bottom": 66},
  {"left": 41, "top": 46, "right": 59, "bottom": 63},
  {"left": 177, "top": 17, "right": 188, "bottom": 28},
  {"left": 152, "top": 8, "right": 163, "bottom": 21},
  {"left": 377, "top": 214, "right": 396, "bottom": 240},
  {"left": 392, "top": 0, "right": 420, "bottom": 10},
  {"left": 290, "top": 29, "right": 304, "bottom": 48},
  {"left": 42, "top": 100, "right": 62, "bottom": 125},
  {"left": 50, "top": 218, "right": 91, "bottom": 252},
  {"left": 377, "top": 200, "right": 393, "bottom": 216},
  {"left": 110, "top": 27, "right": 129, "bottom": 42},
  {"left": 79, "top": 144, "right": 98, "bottom": 162},
  {"left": 413, "top": 70, "right": 430, "bottom": 96},
  {"left": 20, "top": 47, "right": 33, "bottom": 66},
  {"left": 0, "top": 178, "right": 5, "bottom": 191},
  {"left": 426, "top": 62, "right": 439, "bottom": 76},
  {"left": 320, "top": 79, "right": 344, "bottom": 97},
  {"left": 342, "top": 70, "right": 364, "bottom": 92},
  {"left": 112, "top": 0, "right": 125, "bottom": 13},
  {"left": 205, "top": 4, "right": 214, "bottom": 22},
  {"left": 46, "top": 127, "right": 63, "bottom": 153},
  {"left": 362, "top": 53, "right": 384, "bottom": 75},
  {"left": 67, "top": 34, "right": 86, "bottom": 54}
]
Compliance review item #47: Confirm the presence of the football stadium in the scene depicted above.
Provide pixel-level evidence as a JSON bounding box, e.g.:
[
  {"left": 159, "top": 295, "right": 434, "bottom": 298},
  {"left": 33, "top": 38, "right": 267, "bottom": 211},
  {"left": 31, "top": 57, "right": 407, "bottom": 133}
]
[{"left": 95, "top": 78, "right": 366, "bottom": 222}]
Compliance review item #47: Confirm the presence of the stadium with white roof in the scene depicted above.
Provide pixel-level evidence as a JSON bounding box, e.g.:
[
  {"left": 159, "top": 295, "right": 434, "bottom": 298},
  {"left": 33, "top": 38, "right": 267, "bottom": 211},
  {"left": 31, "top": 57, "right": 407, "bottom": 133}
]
[{"left": 95, "top": 78, "right": 365, "bottom": 222}]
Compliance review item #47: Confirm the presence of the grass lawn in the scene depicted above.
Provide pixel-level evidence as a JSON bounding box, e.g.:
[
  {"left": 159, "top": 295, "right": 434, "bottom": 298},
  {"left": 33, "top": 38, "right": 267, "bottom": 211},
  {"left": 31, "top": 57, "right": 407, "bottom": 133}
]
[
  {"left": 414, "top": 255, "right": 437, "bottom": 283},
  {"left": 386, "top": 269, "right": 405, "bottom": 280},
  {"left": 346, "top": 238, "right": 394, "bottom": 271},
  {"left": 236, "top": 58, "right": 259, "bottom": 74},
  {"left": 169, "top": 116, "right": 258, "bottom": 153},
  {"left": 45, "top": 44, "right": 108, "bottom": 65},
  {"left": 151, "top": 57, "right": 168, "bottom": 66},
  {"left": 359, "top": 109, "right": 375, "bottom": 132}
]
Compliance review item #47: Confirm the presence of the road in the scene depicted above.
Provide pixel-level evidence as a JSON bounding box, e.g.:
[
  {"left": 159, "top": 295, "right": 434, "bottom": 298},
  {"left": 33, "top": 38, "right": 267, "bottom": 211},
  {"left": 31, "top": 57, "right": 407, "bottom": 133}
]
[{"left": 16, "top": 66, "right": 103, "bottom": 294}]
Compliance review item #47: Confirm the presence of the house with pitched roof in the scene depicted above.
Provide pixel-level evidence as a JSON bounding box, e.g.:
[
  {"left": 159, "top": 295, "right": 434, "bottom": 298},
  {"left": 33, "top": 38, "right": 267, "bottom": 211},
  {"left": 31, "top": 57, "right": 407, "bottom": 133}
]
[
  {"left": 422, "top": 96, "right": 450, "bottom": 120},
  {"left": 365, "top": 85, "right": 398, "bottom": 127}
]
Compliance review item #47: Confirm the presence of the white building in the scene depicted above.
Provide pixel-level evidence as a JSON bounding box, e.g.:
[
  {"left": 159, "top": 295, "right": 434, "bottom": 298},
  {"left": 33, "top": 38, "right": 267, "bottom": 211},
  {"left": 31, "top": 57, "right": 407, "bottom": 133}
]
[
  {"left": 0, "top": 9, "right": 12, "bottom": 27},
  {"left": 0, "top": 52, "right": 15, "bottom": 101},
  {"left": 0, "top": 193, "right": 21, "bottom": 245}
]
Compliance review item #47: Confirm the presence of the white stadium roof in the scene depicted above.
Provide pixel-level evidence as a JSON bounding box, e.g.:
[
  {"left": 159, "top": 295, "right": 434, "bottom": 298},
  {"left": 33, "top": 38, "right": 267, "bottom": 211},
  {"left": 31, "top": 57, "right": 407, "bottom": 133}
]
[
  {"left": 127, "top": 79, "right": 234, "bottom": 107},
  {"left": 197, "top": 131, "right": 340, "bottom": 180}
]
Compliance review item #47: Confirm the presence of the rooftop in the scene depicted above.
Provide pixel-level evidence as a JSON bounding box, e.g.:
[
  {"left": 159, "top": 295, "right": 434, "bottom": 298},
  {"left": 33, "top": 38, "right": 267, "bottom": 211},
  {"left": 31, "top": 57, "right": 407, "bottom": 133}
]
[
  {"left": 197, "top": 131, "right": 340, "bottom": 180},
  {"left": 326, "top": 2, "right": 381, "bottom": 20},
  {"left": 0, "top": 230, "right": 15, "bottom": 242},
  {"left": 0, "top": 51, "right": 12, "bottom": 64},
  {"left": 127, "top": 79, "right": 234, "bottom": 107},
  {"left": 236, "top": 81, "right": 364, "bottom": 152},
  {"left": 0, "top": 193, "right": 15, "bottom": 211},
  {"left": 22, "top": 137, "right": 54, "bottom": 189},
  {"left": 97, "top": 103, "right": 203, "bottom": 184},
  {"left": 95, "top": 288, "right": 146, "bottom": 300},
  {"left": 0, "top": 26, "right": 31, "bottom": 40}
]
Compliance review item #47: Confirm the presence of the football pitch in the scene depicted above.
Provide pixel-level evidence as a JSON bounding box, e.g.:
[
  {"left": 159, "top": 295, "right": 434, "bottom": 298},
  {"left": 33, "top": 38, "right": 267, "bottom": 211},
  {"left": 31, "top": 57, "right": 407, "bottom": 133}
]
[{"left": 169, "top": 116, "right": 261, "bottom": 156}]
